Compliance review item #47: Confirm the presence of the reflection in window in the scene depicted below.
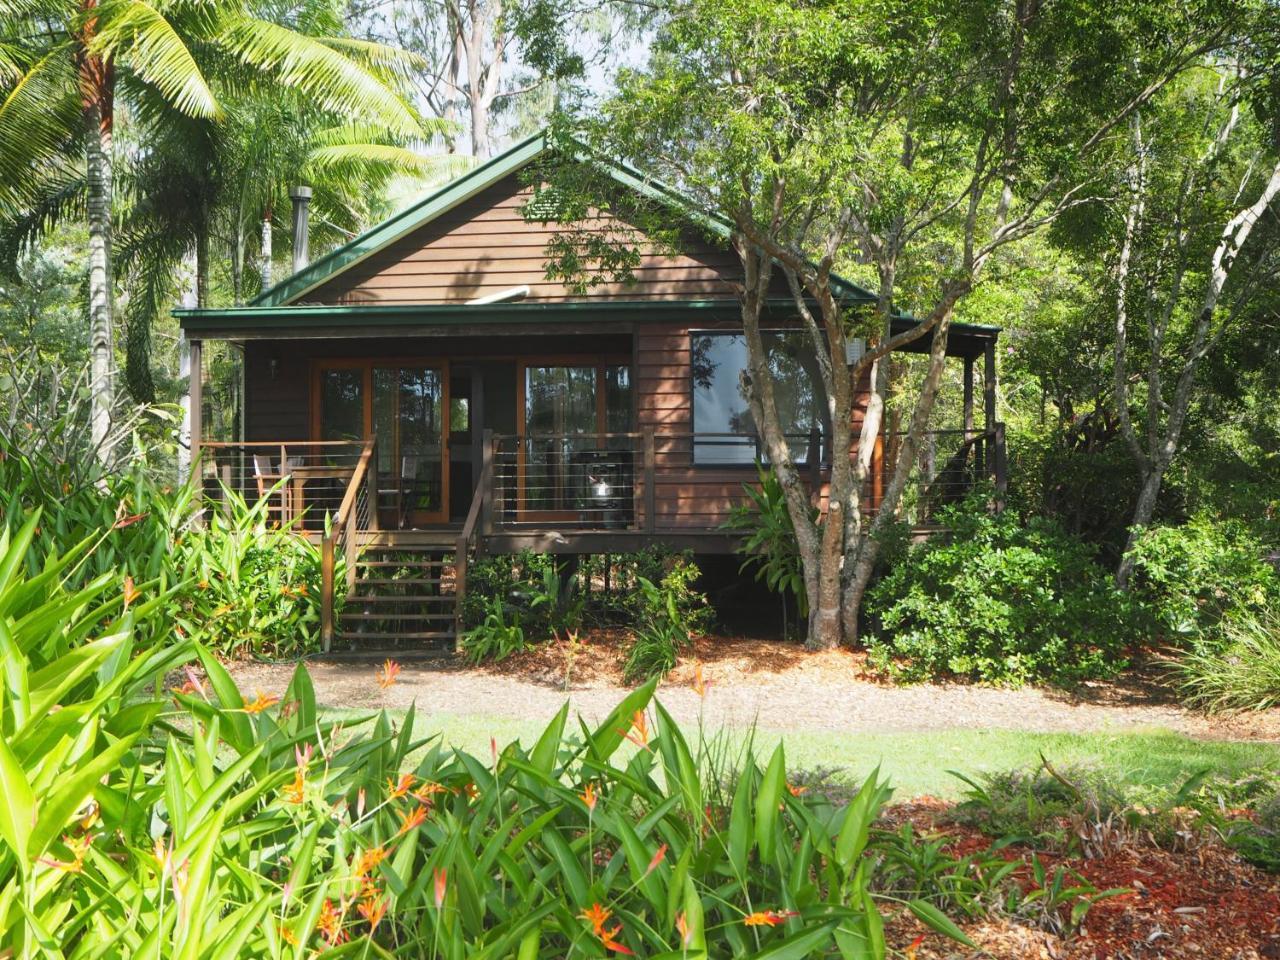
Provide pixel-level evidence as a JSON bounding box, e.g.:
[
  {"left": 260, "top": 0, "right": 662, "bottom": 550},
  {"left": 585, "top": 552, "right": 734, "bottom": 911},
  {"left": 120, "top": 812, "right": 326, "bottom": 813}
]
[
  {"left": 691, "top": 332, "right": 829, "bottom": 465},
  {"left": 525, "top": 366, "right": 597, "bottom": 435},
  {"left": 319, "top": 369, "right": 364, "bottom": 441}
]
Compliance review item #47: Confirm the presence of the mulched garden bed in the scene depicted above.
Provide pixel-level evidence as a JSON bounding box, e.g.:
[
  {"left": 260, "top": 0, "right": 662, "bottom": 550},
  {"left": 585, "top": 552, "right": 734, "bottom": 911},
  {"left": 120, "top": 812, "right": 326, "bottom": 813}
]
[{"left": 880, "top": 799, "right": 1280, "bottom": 959}]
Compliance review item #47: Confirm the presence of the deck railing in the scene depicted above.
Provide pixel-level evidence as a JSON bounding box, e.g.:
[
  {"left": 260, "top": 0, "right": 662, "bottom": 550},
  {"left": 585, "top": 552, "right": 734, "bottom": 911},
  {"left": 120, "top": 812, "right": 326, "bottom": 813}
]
[
  {"left": 197, "top": 440, "right": 371, "bottom": 531},
  {"left": 319, "top": 437, "right": 378, "bottom": 650},
  {"left": 889, "top": 423, "right": 1007, "bottom": 525}
]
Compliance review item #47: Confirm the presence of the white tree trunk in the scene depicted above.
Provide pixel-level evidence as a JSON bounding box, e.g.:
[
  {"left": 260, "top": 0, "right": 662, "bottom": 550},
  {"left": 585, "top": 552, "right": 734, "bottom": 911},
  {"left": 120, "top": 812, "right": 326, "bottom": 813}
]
[
  {"left": 260, "top": 212, "right": 273, "bottom": 291},
  {"left": 85, "top": 100, "right": 114, "bottom": 462},
  {"left": 176, "top": 254, "right": 197, "bottom": 483}
]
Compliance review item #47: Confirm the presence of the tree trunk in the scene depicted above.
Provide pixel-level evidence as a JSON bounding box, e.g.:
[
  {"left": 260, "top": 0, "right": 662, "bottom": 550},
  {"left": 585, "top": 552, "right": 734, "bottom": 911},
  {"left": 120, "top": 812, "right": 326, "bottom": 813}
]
[
  {"left": 83, "top": 78, "right": 114, "bottom": 461},
  {"left": 1115, "top": 465, "right": 1164, "bottom": 588},
  {"left": 259, "top": 208, "right": 273, "bottom": 292}
]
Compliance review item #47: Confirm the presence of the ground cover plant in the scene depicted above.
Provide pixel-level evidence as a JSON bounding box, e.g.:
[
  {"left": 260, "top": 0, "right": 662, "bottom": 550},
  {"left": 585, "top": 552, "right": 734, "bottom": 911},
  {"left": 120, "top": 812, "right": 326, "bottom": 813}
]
[{"left": 461, "top": 548, "right": 712, "bottom": 680}]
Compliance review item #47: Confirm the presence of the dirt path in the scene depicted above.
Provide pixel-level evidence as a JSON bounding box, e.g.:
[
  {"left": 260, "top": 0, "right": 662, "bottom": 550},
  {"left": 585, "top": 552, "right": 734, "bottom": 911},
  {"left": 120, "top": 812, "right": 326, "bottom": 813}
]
[{"left": 226, "top": 636, "right": 1280, "bottom": 741}]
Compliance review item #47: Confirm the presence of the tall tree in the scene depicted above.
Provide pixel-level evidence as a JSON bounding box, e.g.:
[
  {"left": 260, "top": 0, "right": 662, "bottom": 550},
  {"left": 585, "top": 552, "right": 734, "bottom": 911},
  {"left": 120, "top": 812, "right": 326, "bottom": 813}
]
[
  {"left": 0, "top": 0, "right": 421, "bottom": 456},
  {"left": 539, "top": 0, "right": 1232, "bottom": 648},
  {"left": 1107, "top": 62, "right": 1280, "bottom": 586}
]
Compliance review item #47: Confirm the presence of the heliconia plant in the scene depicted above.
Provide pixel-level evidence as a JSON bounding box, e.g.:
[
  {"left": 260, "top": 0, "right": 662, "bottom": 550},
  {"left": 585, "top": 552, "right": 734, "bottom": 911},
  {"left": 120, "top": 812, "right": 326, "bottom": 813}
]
[{"left": 0, "top": 509, "right": 971, "bottom": 958}]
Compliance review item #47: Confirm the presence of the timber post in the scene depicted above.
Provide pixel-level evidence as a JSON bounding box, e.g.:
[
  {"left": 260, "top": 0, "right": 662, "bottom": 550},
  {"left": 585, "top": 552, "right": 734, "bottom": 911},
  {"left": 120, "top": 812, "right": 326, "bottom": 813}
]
[{"left": 642, "top": 428, "right": 656, "bottom": 533}]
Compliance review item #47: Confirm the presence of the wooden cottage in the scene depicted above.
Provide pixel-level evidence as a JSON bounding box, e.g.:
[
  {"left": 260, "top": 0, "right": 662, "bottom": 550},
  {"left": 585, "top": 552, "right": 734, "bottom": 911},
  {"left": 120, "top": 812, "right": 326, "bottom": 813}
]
[{"left": 177, "top": 132, "right": 1004, "bottom": 651}]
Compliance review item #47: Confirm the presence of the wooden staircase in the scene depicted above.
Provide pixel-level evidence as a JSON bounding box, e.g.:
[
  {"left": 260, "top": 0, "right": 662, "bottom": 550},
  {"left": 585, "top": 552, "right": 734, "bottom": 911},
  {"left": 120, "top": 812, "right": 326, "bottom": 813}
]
[{"left": 332, "top": 540, "right": 459, "bottom": 654}]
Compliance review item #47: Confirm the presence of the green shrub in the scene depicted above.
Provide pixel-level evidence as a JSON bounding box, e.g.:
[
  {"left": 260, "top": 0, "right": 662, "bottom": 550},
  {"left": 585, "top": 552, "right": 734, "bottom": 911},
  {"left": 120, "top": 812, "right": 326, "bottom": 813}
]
[
  {"left": 1169, "top": 609, "right": 1280, "bottom": 712},
  {"left": 623, "top": 562, "right": 712, "bottom": 681},
  {"left": 867, "top": 500, "right": 1139, "bottom": 685},
  {"left": 460, "top": 593, "right": 528, "bottom": 663},
  {"left": 0, "top": 514, "right": 972, "bottom": 956},
  {"left": 724, "top": 463, "right": 811, "bottom": 627},
  {"left": 175, "top": 485, "right": 327, "bottom": 658},
  {"left": 1126, "top": 517, "right": 1280, "bottom": 650}
]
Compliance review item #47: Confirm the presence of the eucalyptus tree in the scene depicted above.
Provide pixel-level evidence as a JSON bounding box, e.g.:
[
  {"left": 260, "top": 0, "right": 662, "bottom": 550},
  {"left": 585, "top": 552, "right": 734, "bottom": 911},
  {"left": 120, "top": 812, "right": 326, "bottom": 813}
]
[
  {"left": 0, "top": 0, "right": 421, "bottom": 457},
  {"left": 542, "top": 0, "right": 1236, "bottom": 648},
  {"left": 1103, "top": 62, "right": 1280, "bottom": 587}
]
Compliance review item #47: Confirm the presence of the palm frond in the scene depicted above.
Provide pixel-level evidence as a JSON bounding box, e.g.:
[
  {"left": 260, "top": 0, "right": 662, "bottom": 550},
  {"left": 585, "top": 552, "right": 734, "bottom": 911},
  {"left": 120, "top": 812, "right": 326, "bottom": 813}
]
[
  {"left": 216, "top": 19, "right": 421, "bottom": 137},
  {"left": 0, "top": 47, "right": 80, "bottom": 213},
  {"left": 88, "top": 0, "right": 220, "bottom": 119},
  {"left": 0, "top": 163, "right": 85, "bottom": 271},
  {"left": 304, "top": 142, "right": 465, "bottom": 177}
]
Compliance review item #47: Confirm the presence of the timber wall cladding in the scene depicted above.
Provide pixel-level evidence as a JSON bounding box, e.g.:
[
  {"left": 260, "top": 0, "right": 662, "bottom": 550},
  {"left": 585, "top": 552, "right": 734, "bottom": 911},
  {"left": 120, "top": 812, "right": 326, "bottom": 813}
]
[
  {"left": 305, "top": 173, "right": 777, "bottom": 305},
  {"left": 638, "top": 319, "right": 878, "bottom": 528}
]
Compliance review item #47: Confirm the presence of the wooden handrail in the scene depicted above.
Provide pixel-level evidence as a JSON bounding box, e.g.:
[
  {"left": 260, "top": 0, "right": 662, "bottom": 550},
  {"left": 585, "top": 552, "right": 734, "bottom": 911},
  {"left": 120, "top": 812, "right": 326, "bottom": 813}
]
[
  {"left": 454, "top": 430, "right": 494, "bottom": 640},
  {"left": 321, "top": 435, "right": 377, "bottom": 652}
]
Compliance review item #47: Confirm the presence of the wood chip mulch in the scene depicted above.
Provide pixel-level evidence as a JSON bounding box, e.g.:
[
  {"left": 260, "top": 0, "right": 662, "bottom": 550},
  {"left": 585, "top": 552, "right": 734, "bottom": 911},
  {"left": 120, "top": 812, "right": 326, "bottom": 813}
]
[{"left": 879, "top": 800, "right": 1280, "bottom": 959}]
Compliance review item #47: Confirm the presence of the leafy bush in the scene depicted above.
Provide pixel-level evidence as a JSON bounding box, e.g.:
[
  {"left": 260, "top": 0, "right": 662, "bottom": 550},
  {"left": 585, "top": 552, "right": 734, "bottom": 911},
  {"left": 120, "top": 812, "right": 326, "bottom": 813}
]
[
  {"left": 176, "top": 486, "right": 327, "bottom": 657},
  {"left": 867, "top": 501, "right": 1139, "bottom": 685},
  {"left": 460, "top": 593, "right": 528, "bottom": 663},
  {"left": 1127, "top": 517, "right": 1280, "bottom": 650},
  {"left": 0, "top": 515, "right": 971, "bottom": 955},
  {"left": 725, "top": 463, "right": 811, "bottom": 627},
  {"left": 1169, "top": 609, "right": 1280, "bottom": 712},
  {"left": 623, "top": 563, "right": 713, "bottom": 681}
]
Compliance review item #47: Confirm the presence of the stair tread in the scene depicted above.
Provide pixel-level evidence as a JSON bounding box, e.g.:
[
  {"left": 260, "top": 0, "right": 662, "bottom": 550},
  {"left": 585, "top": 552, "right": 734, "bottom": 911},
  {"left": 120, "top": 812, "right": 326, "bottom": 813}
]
[
  {"left": 357, "top": 560, "right": 452, "bottom": 568},
  {"left": 356, "top": 577, "right": 448, "bottom": 586},
  {"left": 335, "top": 631, "right": 456, "bottom": 640},
  {"left": 347, "top": 597, "right": 454, "bottom": 605},
  {"left": 340, "top": 611, "right": 456, "bottom": 620}
]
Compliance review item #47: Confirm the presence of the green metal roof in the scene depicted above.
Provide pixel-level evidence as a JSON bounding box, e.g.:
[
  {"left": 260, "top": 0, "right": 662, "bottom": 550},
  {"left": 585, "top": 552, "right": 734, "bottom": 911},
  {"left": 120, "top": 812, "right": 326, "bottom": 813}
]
[{"left": 245, "top": 129, "right": 881, "bottom": 309}]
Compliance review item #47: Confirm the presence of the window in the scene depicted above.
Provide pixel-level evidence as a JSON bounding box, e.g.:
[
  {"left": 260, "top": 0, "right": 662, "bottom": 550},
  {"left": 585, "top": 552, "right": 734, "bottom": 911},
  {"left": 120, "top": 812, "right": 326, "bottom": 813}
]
[{"left": 691, "top": 331, "right": 829, "bottom": 465}]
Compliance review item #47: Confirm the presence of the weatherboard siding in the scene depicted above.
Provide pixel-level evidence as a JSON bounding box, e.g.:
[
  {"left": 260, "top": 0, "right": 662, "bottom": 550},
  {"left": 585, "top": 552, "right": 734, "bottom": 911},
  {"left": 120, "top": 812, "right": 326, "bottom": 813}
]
[{"left": 303, "top": 173, "right": 769, "bottom": 305}]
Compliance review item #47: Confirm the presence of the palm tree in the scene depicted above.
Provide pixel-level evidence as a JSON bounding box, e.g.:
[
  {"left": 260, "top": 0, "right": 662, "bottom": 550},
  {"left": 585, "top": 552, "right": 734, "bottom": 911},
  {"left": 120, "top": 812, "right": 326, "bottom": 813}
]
[
  {"left": 0, "top": 0, "right": 422, "bottom": 456},
  {"left": 113, "top": 91, "right": 464, "bottom": 402}
]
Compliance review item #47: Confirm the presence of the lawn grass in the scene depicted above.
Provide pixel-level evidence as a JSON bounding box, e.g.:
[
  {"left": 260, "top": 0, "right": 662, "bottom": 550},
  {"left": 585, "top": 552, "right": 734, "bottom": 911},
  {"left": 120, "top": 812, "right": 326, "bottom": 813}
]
[{"left": 326, "top": 706, "right": 1279, "bottom": 800}]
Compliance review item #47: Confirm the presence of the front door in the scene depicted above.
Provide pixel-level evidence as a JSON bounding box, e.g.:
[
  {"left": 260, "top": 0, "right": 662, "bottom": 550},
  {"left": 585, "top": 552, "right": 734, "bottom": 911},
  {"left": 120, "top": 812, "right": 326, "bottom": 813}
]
[{"left": 315, "top": 361, "right": 450, "bottom": 527}]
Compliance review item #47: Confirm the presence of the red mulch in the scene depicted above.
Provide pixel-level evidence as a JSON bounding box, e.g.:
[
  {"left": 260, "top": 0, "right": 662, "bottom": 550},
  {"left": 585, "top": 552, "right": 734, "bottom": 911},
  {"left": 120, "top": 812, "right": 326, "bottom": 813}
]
[{"left": 879, "top": 801, "right": 1280, "bottom": 959}]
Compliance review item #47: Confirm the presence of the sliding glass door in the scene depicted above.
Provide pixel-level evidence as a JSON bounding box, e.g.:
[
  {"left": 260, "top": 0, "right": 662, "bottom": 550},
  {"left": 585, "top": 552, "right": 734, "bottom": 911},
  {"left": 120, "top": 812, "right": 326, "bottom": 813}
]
[
  {"left": 315, "top": 361, "right": 449, "bottom": 527},
  {"left": 517, "top": 360, "right": 632, "bottom": 519}
]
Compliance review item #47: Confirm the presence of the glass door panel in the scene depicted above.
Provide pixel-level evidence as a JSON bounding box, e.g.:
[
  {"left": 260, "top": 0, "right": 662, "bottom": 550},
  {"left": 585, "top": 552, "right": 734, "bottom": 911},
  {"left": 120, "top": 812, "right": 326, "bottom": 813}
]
[
  {"left": 523, "top": 365, "right": 597, "bottom": 512},
  {"left": 319, "top": 369, "right": 365, "bottom": 441},
  {"left": 374, "top": 365, "right": 447, "bottom": 526}
]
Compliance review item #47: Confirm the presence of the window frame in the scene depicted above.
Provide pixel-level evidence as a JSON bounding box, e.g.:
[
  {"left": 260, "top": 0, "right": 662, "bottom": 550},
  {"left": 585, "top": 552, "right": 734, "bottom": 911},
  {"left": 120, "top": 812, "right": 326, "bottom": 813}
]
[{"left": 689, "top": 329, "right": 831, "bottom": 469}]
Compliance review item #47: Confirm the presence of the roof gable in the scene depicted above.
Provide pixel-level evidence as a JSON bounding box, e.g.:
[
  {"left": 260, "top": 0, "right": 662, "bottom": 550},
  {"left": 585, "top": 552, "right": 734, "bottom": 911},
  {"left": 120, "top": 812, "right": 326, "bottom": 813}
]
[{"left": 254, "top": 130, "right": 877, "bottom": 308}]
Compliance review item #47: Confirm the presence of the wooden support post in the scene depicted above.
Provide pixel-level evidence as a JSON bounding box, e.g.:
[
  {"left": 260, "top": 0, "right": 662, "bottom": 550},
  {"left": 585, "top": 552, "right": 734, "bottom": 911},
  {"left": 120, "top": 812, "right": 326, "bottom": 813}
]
[
  {"left": 365, "top": 438, "right": 380, "bottom": 532},
  {"left": 642, "top": 428, "right": 656, "bottom": 533},
  {"left": 320, "top": 536, "right": 334, "bottom": 652},
  {"left": 963, "top": 355, "right": 978, "bottom": 475},
  {"left": 480, "top": 430, "right": 494, "bottom": 540},
  {"left": 993, "top": 422, "right": 1008, "bottom": 511},
  {"left": 189, "top": 337, "right": 203, "bottom": 462},
  {"left": 983, "top": 341, "right": 997, "bottom": 481}
]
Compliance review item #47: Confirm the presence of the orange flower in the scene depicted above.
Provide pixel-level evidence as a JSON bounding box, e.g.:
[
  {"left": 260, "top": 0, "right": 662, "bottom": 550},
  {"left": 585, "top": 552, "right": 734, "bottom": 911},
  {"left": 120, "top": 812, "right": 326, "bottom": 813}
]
[
  {"left": 580, "top": 903, "right": 612, "bottom": 937},
  {"left": 600, "top": 924, "right": 635, "bottom": 955},
  {"left": 743, "top": 910, "right": 798, "bottom": 927},
  {"left": 39, "top": 833, "right": 91, "bottom": 873},
  {"left": 433, "top": 867, "right": 447, "bottom": 910},
  {"left": 317, "top": 899, "right": 346, "bottom": 945},
  {"left": 113, "top": 512, "right": 147, "bottom": 530},
  {"left": 645, "top": 843, "right": 668, "bottom": 875},
  {"left": 621, "top": 710, "right": 650, "bottom": 749},
  {"left": 905, "top": 935, "right": 925, "bottom": 960},
  {"left": 399, "top": 804, "right": 428, "bottom": 835},
  {"left": 463, "top": 781, "right": 479, "bottom": 801},
  {"left": 411, "top": 781, "right": 448, "bottom": 803},
  {"left": 278, "top": 923, "right": 298, "bottom": 946},
  {"left": 580, "top": 781, "right": 597, "bottom": 812},
  {"left": 676, "top": 911, "right": 692, "bottom": 947},
  {"left": 786, "top": 783, "right": 808, "bottom": 797},
  {"left": 377, "top": 659, "right": 400, "bottom": 690},
  {"left": 243, "top": 690, "right": 279, "bottom": 714},
  {"left": 357, "top": 894, "right": 387, "bottom": 932},
  {"left": 386, "top": 772, "right": 415, "bottom": 800},
  {"left": 283, "top": 767, "right": 305, "bottom": 805},
  {"left": 692, "top": 662, "right": 710, "bottom": 697},
  {"left": 123, "top": 575, "right": 139, "bottom": 610},
  {"left": 356, "top": 845, "right": 388, "bottom": 877}
]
